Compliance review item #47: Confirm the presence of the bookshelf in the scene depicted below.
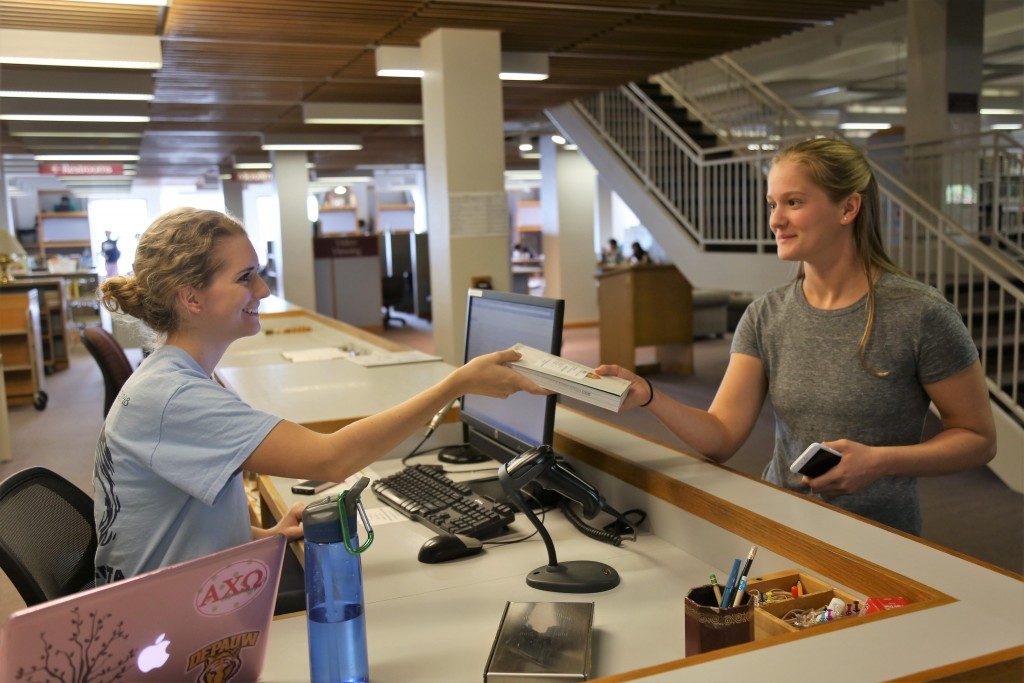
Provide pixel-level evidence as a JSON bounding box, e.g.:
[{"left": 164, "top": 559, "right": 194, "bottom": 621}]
[{"left": 0, "top": 289, "right": 47, "bottom": 409}]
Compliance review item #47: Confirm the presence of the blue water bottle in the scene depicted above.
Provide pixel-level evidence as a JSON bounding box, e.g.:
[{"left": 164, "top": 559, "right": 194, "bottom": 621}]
[{"left": 303, "top": 478, "right": 374, "bottom": 683}]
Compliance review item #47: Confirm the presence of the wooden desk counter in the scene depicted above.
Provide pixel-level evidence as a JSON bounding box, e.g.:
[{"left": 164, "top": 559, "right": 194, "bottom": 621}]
[{"left": 231, "top": 300, "right": 1021, "bottom": 682}]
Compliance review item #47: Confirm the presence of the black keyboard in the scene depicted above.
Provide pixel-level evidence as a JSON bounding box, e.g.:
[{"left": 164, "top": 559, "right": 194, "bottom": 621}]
[{"left": 370, "top": 465, "right": 515, "bottom": 539}]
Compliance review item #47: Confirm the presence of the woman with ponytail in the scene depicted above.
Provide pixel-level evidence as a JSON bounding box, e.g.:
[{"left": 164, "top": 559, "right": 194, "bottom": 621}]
[{"left": 598, "top": 138, "right": 994, "bottom": 534}]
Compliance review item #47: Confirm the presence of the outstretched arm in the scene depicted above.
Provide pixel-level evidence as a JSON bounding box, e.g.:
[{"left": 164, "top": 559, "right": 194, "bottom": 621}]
[
  {"left": 596, "top": 352, "right": 768, "bottom": 462},
  {"left": 243, "top": 348, "right": 547, "bottom": 482},
  {"left": 805, "top": 361, "right": 996, "bottom": 496}
]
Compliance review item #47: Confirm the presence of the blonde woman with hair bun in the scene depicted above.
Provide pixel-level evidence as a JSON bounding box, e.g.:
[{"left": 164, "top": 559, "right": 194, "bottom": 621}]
[
  {"left": 597, "top": 138, "right": 995, "bottom": 535},
  {"left": 93, "top": 207, "right": 545, "bottom": 585}
]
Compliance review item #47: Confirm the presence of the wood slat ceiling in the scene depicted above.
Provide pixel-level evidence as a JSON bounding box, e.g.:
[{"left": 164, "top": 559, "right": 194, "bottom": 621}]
[{"left": 0, "top": 0, "right": 889, "bottom": 180}]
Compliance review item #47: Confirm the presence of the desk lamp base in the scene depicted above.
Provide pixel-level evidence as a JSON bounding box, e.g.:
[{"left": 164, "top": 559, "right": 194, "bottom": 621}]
[{"left": 526, "top": 561, "right": 620, "bottom": 593}]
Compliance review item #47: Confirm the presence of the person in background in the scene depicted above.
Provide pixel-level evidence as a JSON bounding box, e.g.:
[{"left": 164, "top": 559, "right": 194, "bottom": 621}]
[
  {"left": 94, "top": 208, "right": 546, "bottom": 583},
  {"left": 512, "top": 242, "right": 534, "bottom": 261},
  {"left": 597, "top": 137, "right": 995, "bottom": 535},
  {"left": 100, "top": 230, "right": 120, "bottom": 277},
  {"left": 54, "top": 195, "right": 78, "bottom": 212},
  {"left": 599, "top": 238, "right": 624, "bottom": 267},
  {"left": 630, "top": 241, "right": 651, "bottom": 265}
]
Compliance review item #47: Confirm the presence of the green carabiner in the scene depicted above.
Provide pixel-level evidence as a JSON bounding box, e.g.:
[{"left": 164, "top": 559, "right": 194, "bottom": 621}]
[{"left": 338, "top": 477, "right": 374, "bottom": 555}]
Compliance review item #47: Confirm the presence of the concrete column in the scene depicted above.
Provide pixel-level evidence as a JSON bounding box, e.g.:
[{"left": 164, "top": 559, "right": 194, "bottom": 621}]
[
  {"left": 906, "top": 0, "right": 984, "bottom": 144},
  {"left": 594, "top": 176, "right": 613, "bottom": 258},
  {"left": 420, "top": 28, "right": 508, "bottom": 363},
  {"left": 906, "top": 0, "right": 983, "bottom": 229},
  {"left": 222, "top": 178, "right": 245, "bottom": 224},
  {"left": 540, "top": 137, "right": 599, "bottom": 324},
  {"left": 271, "top": 150, "right": 316, "bottom": 310},
  {"left": 0, "top": 163, "right": 13, "bottom": 233}
]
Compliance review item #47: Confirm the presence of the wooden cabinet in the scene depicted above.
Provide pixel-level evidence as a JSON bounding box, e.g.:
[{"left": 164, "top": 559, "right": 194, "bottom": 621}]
[
  {"left": 0, "top": 289, "right": 47, "bottom": 409},
  {"left": 596, "top": 264, "right": 693, "bottom": 375},
  {"left": 37, "top": 211, "right": 91, "bottom": 257},
  {"left": 0, "top": 278, "right": 70, "bottom": 372}
]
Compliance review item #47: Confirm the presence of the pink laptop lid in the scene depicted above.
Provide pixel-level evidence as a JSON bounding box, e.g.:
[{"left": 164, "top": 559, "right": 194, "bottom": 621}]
[{"left": 0, "top": 534, "right": 286, "bottom": 682}]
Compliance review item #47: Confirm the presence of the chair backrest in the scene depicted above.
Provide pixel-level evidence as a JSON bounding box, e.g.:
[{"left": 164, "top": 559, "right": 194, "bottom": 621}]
[
  {"left": 80, "top": 326, "right": 133, "bottom": 417},
  {"left": 382, "top": 274, "right": 405, "bottom": 307},
  {"left": 0, "top": 467, "right": 97, "bottom": 607}
]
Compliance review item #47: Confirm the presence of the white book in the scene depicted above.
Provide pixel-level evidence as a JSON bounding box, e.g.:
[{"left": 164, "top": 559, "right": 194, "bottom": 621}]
[{"left": 508, "top": 343, "right": 632, "bottom": 412}]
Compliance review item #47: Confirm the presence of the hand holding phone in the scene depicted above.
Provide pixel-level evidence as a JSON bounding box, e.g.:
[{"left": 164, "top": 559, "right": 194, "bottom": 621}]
[
  {"left": 291, "top": 480, "right": 336, "bottom": 495},
  {"left": 789, "top": 443, "right": 841, "bottom": 478}
]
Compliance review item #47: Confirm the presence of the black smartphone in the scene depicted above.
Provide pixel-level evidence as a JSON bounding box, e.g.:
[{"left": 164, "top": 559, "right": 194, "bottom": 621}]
[
  {"left": 789, "top": 443, "right": 842, "bottom": 478},
  {"left": 290, "top": 480, "right": 335, "bottom": 495}
]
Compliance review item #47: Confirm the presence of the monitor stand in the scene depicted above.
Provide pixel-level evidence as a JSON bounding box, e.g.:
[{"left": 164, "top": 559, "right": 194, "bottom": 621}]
[{"left": 437, "top": 444, "right": 489, "bottom": 464}]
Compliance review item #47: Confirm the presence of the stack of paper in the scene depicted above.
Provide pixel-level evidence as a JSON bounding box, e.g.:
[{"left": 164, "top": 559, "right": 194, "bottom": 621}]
[
  {"left": 346, "top": 350, "right": 442, "bottom": 367},
  {"left": 281, "top": 347, "right": 347, "bottom": 363},
  {"left": 508, "top": 343, "right": 632, "bottom": 412}
]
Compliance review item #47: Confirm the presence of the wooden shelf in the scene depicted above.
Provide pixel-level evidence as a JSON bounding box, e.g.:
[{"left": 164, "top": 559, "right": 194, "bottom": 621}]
[{"left": 0, "top": 290, "right": 44, "bottom": 406}]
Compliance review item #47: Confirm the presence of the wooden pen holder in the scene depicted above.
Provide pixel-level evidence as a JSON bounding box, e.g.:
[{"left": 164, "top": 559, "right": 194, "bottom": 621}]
[
  {"left": 683, "top": 584, "right": 754, "bottom": 656},
  {"left": 745, "top": 569, "right": 858, "bottom": 638}
]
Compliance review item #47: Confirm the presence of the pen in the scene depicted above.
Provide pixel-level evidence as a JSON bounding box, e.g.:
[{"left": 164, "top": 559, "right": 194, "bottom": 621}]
[
  {"left": 731, "top": 576, "right": 749, "bottom": 608},
  {"left": 709, "top": 574, "right": 722, "bottom": 605},
  {"left": 719, "top": 559, "right": 741, "bottom": 608},
  {"left": 735, "top": 545, "right": 757, "bottom": 592}
]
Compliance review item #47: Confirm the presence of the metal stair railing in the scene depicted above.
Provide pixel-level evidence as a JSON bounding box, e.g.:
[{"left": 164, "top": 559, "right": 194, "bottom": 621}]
[
  {"left": 571, "top": 85, "right": 1024, "bottom": 421},
  {"left": 867, "top": 131, "right": 1024, "bottom": 262}
]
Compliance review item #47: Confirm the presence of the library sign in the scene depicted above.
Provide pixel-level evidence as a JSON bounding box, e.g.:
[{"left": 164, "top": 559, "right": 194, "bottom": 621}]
[{"left": 39, "top": 162, "right": 124, "bottom": 176}]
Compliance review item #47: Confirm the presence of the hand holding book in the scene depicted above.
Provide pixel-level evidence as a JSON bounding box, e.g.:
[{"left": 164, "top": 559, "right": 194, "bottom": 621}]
[{"left": 507, "top": 344, "right": 633, "bottom": 412}]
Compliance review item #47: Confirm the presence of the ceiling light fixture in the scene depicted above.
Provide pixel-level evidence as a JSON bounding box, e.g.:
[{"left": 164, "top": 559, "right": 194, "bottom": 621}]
[
  {"left": 261, "top": 133, "right": 362, "bottom": 152},
  {"left": 839, "top": 122, "right": 891, "bottom": 130},
  {"left": 375, "top": 46, "right": 548, "bottom": 81},
  {"left": 234, "top": 162, "right": 273, "bottom": 170},
  {"left": 0, "top": 114, "right": 150, "bottom": 123},
  {"left": 303, "top": 102, "right": 423, "bottom": 125},
  {"left": 67, "top": 0, "right": 169, "bottom": 5},
  {"left": 551, "top": 135, "right": 566, "bottom": 145},
  {"left": 0, "top": 29, "right": 162, "bottom": 69},
  {"left": 35, "top": 154, "right": 140, "bottom": 161},
  {"left": 0, "top": 90, "right": 153, "bottom": 101},
  {"left": 981, "top": 108, "right": 1023, "bottom": 115},
  {"left": 9, "top": 131, "right": 144, "bottom": 138},
  {"left": 991, "top": 123, "right": 1022, "bottom": 130}
]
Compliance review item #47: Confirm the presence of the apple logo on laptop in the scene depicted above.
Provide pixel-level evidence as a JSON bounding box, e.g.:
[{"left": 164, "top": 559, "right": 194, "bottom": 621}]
[{"left": 137, "top": 633, "right": 171, "bottom": 673}]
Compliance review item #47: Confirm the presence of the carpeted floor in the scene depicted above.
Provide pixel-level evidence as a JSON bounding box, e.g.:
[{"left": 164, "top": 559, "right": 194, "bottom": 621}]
[{"left": 1, "top": 317, "right": 1020, "bottom": 622}]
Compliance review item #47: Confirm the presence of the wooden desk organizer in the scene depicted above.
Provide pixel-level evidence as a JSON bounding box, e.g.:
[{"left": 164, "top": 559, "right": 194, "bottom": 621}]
[{"left": 746, "top": 569, "right": 859, "bottom": 639}]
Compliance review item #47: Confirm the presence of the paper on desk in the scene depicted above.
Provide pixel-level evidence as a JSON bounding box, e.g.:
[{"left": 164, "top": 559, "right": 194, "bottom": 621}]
[
  {"left": 281, "top": 347, "right": 346, "bottom": 363},
  {"left": 345, "top": 350, "right": 442, "bottom": 367},
  {"left": 365, "top": 507, "right": 410, "bottom": 526}
]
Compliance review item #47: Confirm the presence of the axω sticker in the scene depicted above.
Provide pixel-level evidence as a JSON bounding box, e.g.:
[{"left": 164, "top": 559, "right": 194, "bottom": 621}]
[
  {"left": 186, "top": 630, "right": 260, "bottom": 683},
  {"left": 194, "top": 558, "right": 270, "bottom": 616}
]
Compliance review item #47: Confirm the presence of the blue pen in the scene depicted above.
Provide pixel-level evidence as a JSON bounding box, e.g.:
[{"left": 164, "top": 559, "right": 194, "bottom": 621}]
[{"left": 719, "top": 559, "right": 741, "bottom": 608}]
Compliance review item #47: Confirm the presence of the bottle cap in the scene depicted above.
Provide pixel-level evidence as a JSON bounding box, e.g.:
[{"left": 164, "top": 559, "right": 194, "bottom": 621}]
[{"left": 303, "top": 495, "right": 346, "bottom": 544}]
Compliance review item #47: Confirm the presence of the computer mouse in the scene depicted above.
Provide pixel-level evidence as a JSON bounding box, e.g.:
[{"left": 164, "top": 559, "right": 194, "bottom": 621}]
[{"left": 417, "top": 533, "right": 483, "bottom": 563}]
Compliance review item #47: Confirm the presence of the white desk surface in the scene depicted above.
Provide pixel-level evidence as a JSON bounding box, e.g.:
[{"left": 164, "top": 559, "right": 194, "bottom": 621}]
[
  {"left": 224, "top": 305, "right": 1021, "bottom": 681},
  {"left": 256, "top": 410, "right": 1023, "bottom": 683}
]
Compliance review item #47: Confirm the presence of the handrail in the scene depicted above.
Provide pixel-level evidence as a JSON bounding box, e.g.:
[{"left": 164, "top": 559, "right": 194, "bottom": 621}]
[{"left": 713, "top": 55, "right": 810, "bottom": 129}]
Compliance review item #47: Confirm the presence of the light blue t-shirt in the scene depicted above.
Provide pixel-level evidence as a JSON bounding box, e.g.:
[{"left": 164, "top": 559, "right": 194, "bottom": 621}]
[{"left": 94, "top": 345, "right": 281, "bottom": 582}]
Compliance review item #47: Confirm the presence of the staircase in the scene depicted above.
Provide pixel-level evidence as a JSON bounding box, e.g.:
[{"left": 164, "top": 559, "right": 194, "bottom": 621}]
[{"left": 549, "top": 80, "right": 1024, "bottom": 492}]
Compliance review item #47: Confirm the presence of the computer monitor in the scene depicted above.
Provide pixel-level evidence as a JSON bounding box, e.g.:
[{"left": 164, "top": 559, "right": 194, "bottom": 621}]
[{"left": 459, "top": 289, "right": 564, "bottom": 464}]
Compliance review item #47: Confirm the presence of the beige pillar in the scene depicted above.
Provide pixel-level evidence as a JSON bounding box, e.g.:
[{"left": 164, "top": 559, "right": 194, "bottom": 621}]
[
  {"left": 540, "top": 137, "right": 599, "bottom": 325},
  {"left": 420, "top": 28, "right": 508, "bottom": 363},
  {"left": 906, "top": 0, "right": 983, "bottom": 144},
  {"left": 222, "top": 178, "right": 245, "bottom": 224},
  {"left": 271, "top": 151, "right": 316, "bottom": 310}
]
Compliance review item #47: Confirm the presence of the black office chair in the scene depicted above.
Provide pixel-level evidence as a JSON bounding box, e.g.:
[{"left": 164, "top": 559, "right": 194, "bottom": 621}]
[
  {"left": 0, "top": 467, "right": 97, "bottom": 607},
  {"left": 80, "top": 326, "right": 134, "bottom": 417},
  {"left": 381, "top": 273, "right": 408, "bottom": 329}
]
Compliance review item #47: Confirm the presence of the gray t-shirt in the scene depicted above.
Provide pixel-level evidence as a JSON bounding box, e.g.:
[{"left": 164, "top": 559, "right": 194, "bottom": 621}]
[
  {"left": 732, "top": 273, "right": 977, "bottom": 534},
  {"left": 94, "top": 345, "right": 281, "bottom": 582}
]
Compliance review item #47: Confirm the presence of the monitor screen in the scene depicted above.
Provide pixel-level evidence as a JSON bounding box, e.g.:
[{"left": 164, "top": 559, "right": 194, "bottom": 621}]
[{"left": 460, "top": 289, "right": 563, "bottom": 463}]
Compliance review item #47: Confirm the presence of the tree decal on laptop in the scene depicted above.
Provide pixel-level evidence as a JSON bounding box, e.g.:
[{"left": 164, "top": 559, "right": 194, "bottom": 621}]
[{"left": 14, "top": 607, "right": 135, "bottom": 682}]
